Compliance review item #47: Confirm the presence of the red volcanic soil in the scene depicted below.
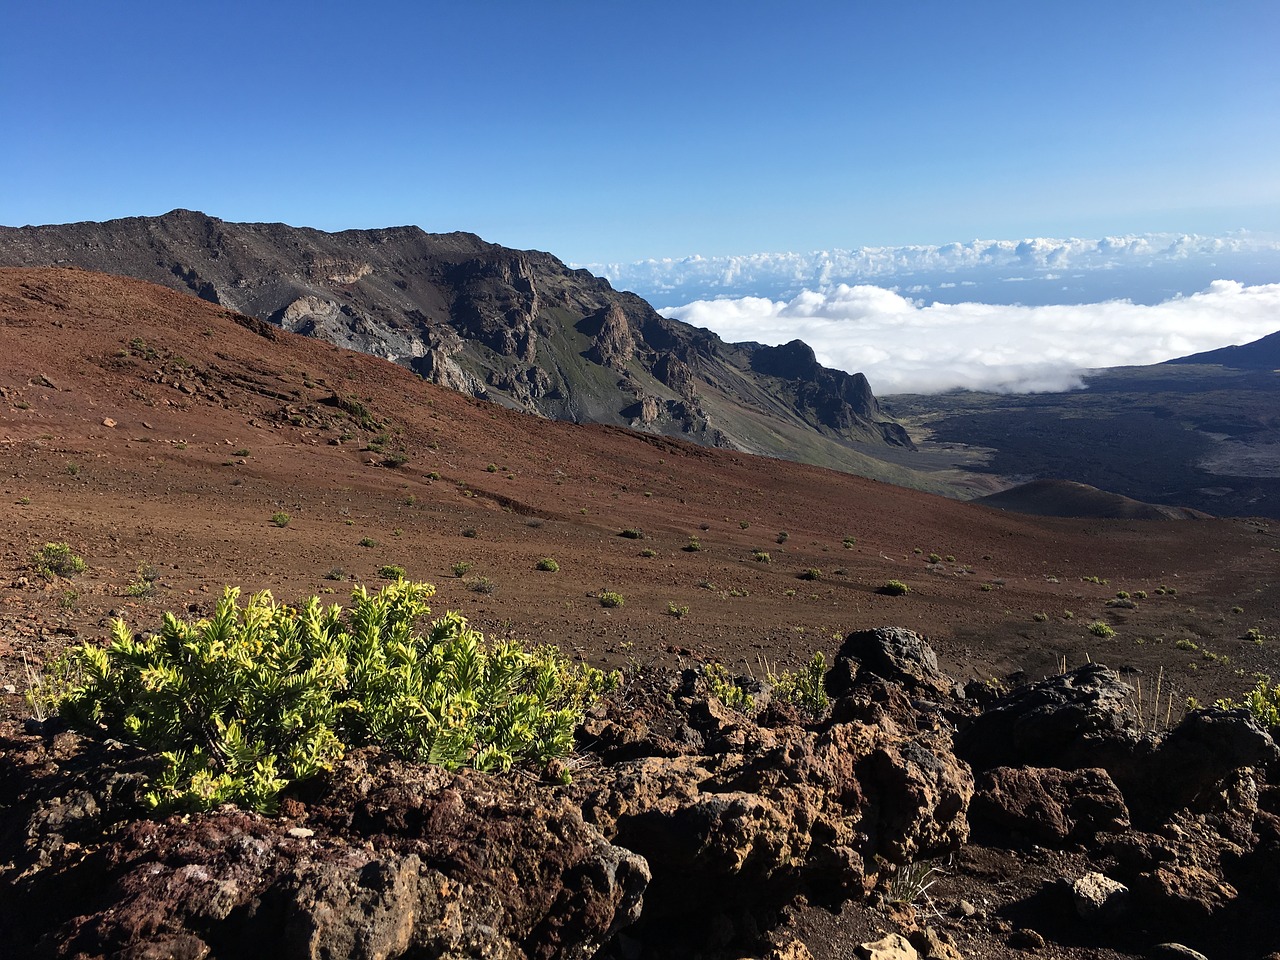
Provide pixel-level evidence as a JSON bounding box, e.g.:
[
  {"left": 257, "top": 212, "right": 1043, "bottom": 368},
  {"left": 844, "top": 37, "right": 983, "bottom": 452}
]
[
  {"left": 2, "top": 267, "right": 1277, "bottom": 719},
  {"left": 4, "top": 268, "right": 1280, "bottom": 960}
]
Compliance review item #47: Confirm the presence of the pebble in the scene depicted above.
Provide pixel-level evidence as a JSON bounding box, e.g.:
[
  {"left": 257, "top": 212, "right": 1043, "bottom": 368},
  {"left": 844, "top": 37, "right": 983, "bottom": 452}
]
[{"left": 286, "top": 827, "right": 315, "bottom": 839}]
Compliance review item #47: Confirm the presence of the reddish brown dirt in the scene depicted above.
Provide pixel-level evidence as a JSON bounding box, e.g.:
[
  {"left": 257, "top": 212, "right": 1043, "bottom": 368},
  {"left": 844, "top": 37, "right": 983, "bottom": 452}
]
[
  {"left": 4, "top": 268, "right": 1280, "bottom": 960},
  {"left": 2, "top": 267, "right": 1277, "bottom": 723}
]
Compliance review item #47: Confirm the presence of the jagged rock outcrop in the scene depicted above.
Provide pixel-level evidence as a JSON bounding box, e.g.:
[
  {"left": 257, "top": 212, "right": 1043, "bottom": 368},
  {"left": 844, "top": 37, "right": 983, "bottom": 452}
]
[
  {"left": 5, "top": 635, "right": 1280, "bottom": 958},
  {"left": 0, "top": 211, "right": 917, "bottom": 476}
]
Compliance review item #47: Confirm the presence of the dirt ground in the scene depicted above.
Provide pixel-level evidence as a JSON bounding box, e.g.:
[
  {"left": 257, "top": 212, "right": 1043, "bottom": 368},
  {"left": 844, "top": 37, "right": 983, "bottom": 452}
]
[{"left": 3, "top": 268, "right": 1279, "bottom": 959}]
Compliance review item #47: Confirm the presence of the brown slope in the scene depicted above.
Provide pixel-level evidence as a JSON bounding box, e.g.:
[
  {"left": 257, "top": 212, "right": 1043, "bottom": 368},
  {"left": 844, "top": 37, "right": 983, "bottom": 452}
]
[
  {"left": 0, "top": 210, "right": 929, "bottom": 486},
  {"left": 979, "top": 478, "right": 1213, "bottom": 520},
  {"left": 1, "top": 267, "right": 1277, "bottom": 724}
]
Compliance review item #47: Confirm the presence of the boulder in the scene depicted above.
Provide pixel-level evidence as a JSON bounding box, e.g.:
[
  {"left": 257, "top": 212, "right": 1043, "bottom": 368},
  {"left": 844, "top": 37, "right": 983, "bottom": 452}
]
[
  {"left": 954, "top": 664, "right": 1138, "bottom": 771},
  {"left": 1072, "top": 871, "right": 1130, "bottom": 922},
  {"left": 970, "top": 766, "right": 1129, "bottom": 846}
]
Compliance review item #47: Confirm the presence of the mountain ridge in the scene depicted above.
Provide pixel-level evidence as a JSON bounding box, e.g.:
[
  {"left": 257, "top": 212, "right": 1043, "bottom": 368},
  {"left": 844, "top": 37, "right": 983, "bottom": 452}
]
[{"left": 0, "top": 209, "right": 924, "bottom": 484}]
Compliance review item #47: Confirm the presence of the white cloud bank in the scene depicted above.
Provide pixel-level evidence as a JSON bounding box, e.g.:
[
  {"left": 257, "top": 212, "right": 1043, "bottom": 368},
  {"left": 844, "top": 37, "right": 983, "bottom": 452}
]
[
  {"left": 660, "top": 280, "right": 1280, "bottom": 395},
  {"left": 579, "top": 232, "right": 1280, "bottom": 307}
]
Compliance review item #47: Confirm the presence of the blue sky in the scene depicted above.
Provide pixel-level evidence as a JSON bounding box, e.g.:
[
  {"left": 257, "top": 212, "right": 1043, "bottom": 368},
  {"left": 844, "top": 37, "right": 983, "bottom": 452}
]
[{"left": 4, "top": 1, "right": 1279, "bottom": 264}]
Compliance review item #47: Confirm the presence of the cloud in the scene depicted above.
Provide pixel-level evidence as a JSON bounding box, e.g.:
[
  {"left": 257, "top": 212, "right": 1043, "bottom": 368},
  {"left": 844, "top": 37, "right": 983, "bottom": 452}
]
[
  {"left": 660, "top": 280, "right": 1280, "bottom": 395},
  {"left": 579, "top": 231, "right": 1280, "bottom": 307}
]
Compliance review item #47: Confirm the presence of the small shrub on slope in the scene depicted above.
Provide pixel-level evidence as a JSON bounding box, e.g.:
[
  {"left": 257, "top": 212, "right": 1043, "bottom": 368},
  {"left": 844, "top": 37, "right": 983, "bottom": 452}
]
[
  {"left": 41, "top": 581, "right": 618, "bottom": 813},
  {"left": 767, "top": 652, "right": 830, "bottom": 718},
  {"left": 1216, "top": 676, "right": 1280, "bottom": 731}
]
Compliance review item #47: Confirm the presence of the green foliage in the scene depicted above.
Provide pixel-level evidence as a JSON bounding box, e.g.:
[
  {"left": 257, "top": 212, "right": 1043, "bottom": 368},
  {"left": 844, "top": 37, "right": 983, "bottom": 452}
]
[
  {"left": 486, "top": 463, "right": 498, "bottom": 473},
  {"left": 598, "top": 591, "right": 625, "bottom": 608},
  {"left": 776, "top": 531, "right": 789, "bottom": 544},
  {"left": 880, "top": 580, "right": 910, "bottom": 596},
  {"left": 1032, "top": 612, "right": 1048, "bottom": 622},
  {"left": 233, "top": 449, "right": 251, "bottom": 458},
  {"left": 927, "top": 553, "right": 941, "bottom": 564},
  {"left": 842, "top": 536, "right": 857, "bottom": 549},
  {"left": 33, "top": 542, "right": 86, "bottom": 580},
  {"left": 1088, "top": 621, "right": 1116, "bottom": 639},
  {"left": 767, "top": 652, "right": 829, "bottom": 717},
  {"left": 452, "top": 561, "right": 472, "bottom": 577},
  {"left": 683, "top": 536, "right": 703, "bottom": 552},
  {"left": 535, "top": 558, "right": 559, "bottom": 572},
  {"left": 639, "top": 548, "right": 657, "bottom": 558},
  {"left": 44, "top": 582, "right": 618, "bottom": 813},
  {"left": 1216, "top": 676, "right": 1280, "bottom": 730},
  {"left": 753, "top": 550, "right": 772, "bottom": 563},
  {"left": 1081, "top": 575, "right": 1108, "bottom": 585},
  {"left": 271, "top": 512, "right": 291, "bottom": 528},
  {"left": 703, "top": 663, "right": 754, "bottom": 712},
  {"left": 618, "top": 528, "right": 644, "bottom": 540},
  {"left": 468, "top": 577, "right": 495, "bottom": 594},
  {"left": 359, "top": 537, "right": 378, "bottom": 548},
  {"left": 798, "top": 568, "right": 821, "bottom": 581},
  {"left": 666, "top": 601, "right": 689, "bottom": 619},
  {"left": 378, "top": 564, "right": 407, "bottom": 580}
]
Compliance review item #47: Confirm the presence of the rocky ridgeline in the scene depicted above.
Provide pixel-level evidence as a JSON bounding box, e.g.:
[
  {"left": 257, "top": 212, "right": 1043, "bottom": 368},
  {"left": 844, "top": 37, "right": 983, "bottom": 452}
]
[
  {"left": 0, "top": 211, "right": 913, "bottom": 473},
  {"left": 2, "top": 630, "right": 1278, "bottom": 959}
]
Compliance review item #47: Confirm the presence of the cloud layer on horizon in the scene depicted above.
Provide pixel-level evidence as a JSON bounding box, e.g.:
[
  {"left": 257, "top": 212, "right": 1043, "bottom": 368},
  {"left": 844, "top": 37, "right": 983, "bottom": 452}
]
[
  {"left": 579, "top": 232, "right": 1280, "bottom": 308},
  {"left": 660, "top": 280, "right": 1280, "bottom": 395}
]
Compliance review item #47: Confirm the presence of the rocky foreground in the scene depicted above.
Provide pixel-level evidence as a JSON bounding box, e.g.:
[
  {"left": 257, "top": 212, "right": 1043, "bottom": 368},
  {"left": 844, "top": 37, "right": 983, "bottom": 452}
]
[{"left": 2, "top": 629, "right": 1278, "bottom": 960}]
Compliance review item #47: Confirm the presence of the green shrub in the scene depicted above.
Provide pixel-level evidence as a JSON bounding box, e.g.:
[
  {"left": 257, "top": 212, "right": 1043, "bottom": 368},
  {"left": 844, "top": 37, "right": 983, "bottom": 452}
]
[
  {"left": 776, "top": 531, "right": 789, "bottom": 544},
  {"left": 32, "top": 542, "right": 86, "bottom": 580},
  {"left": 842, "top": 537, "right": 857, "bottom": 549},
  {"left": 598, "top": 591, "right": 624, "bottom": 608},
  {"left": 683, "top": 537, "right": 703, "bottom": 552},
  {"left": 1216, "top": 677, "right": 1280, "bottom": 730},
  {"left": 452, "top": 561, "right": 472, "bottom": 577},
  {"left": 40, "top": 581, "right": 618, "bottom": 812},
  {"left": 753, "top": 550, "right": 772, "bottom": 563},
  {"left": 233, "top": 448, "right": 251, "bottom": 458},
  {"left": 639, "top": 548, "right": 657, "bottom": 558},
  {"left": 359, "top": 537, "right": 378, "bottom": 548},
  {"left": 486, "top": 463, "right": 498, "bottom": 473},
  {"left": 928, "top": 553, "right": 942, "bottom": 564},
  {"left": 666, "top": 601, "right": 689, "bottom": 619},
  {"left": 798, "top": 568, "right": 821, "bottom": 581},
  {"left": 880, "top": 580, "right": 910, "bottom": 596},
  {"left": 536, "top": 558, "right": 559, "bottom": 572},
  {"left": 1032, "top": 612, "right": 1048, "bottom": 622},
  {"left": 468, "top": 576, "right": 495, "bottom": 594},
  {"left": 271, "top": 512, "right": 291, "bottom": 528},
  {"left": 703, "top": 663, "right": 754, "bottom": 712},
  {"left": 378, "top": 564, "right": 407, "bottom": 580},
  {"left": 1088, "top": 621, "right": 1116, "bottom": 639},
  {"left": 767, "top": 652, "right": 830, "bottom": 717}
]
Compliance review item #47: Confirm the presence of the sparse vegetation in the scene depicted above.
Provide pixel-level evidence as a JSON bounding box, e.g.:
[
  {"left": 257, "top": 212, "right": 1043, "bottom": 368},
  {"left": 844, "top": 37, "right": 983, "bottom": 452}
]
[
  {"left": 776, "top": 531, "right": 789, "bottom": 544},
  {"left": 32, "top": 542, "right": 86, "bottom": 580},
  {"left": 1216, "top": 676, "right": 1280, "bottom": 731},
  {"left": 842, "top": 536, "right": 856, "bottom": 549},
  {"left": 359, "top": 536, "right": 378, "bottom": 548},
  {"left": 639, "top": 548, "right": 657, "bottom": 558},
  {"left": 880, "top": 580, "right": 910, "bottom": 596},
  {"left": 536, "top": 557, "right": 560, "bottom": 572},
  {"left": 452, "top": 561, "right": 472, "bottom": 577},
  {"left": 798, "top": 568, "right": 821, "bottom": 581},
  {"left": 1032, "top": 612, "right": 1048, "bottom": 622},
  {"left": 324, "top": 567, "right": 346, "bottom": 581},
  {"left": 1088, "top": 621, "right": 1116, "bottom": 639},
  {"left": 271, "top": 511, "right": 291, "bottom": 528},
  {"left": 753, "top": 550, "right": 772, "bottom": 563},
  {"left": 767, "top": 652, "right": 829, "bottom": 717},
  {"left": 684, "top": 536, "right": 703, "bottom": 552},
  {"left": 378, "top": 564, "right": 407, "bottom": 580},
  {"left": 666, "top": 601, "right": 689, "bottom": 619},
  {"left": 33, "top": 582, "right": 618, "bottom": 811},
  {"left": 468, "top": 577, "right": 495, "bottom": 594},
  {"left": 598, "top": 591, "right": 625, "bottom": 608},
  {"left": 703, "top": 663, "right": 754, "bottom": 712},
  {"left": 619, "top": 528, "right": 644, "bottom": 539}
]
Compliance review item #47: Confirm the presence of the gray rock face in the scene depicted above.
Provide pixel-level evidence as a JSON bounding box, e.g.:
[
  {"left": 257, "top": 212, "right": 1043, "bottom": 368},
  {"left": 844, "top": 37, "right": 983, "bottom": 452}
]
[{"left": 0, "top": 210, "right": 916, "bottom": 474}]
